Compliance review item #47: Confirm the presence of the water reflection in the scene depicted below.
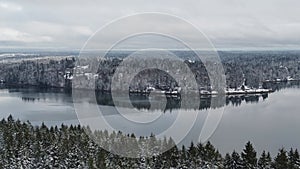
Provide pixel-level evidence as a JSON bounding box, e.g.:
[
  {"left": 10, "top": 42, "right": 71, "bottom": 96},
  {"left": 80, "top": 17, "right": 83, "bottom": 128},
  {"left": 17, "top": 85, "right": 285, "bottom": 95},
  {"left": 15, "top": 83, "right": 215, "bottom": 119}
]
[
  {"left": 4, "top": 81, "right": 300, "bottom": 122},
  {"left": 0, "top": 82, "right": 300, "bottom": 155},
  {"left": 226, "top": 94, "right": 268, "bottom": 106},
  {"left": 22, "top": 97, "right": 40, "bottom": 102},
  {"left": 3, "top": 86, "right": 270, "bottom": 112},
  {"left": 263, "top": 80, "right": 300, "bottom": 91}
]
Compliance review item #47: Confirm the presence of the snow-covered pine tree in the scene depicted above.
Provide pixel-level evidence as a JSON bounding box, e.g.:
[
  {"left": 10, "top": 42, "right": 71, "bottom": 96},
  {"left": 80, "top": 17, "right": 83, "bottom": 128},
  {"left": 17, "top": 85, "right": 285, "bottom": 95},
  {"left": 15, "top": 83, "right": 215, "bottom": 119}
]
[
  {"left": 273, "top": 148, "right": 288, "bottom": 169},
  {"left": 258, "top": 150, "right": 272, "bottom": 169},
  {"left": 288, "top": 148, "right": 300, "bottom": 169},
  {"left": 241, "top": 141, "right": 257, "bottom": 169}
]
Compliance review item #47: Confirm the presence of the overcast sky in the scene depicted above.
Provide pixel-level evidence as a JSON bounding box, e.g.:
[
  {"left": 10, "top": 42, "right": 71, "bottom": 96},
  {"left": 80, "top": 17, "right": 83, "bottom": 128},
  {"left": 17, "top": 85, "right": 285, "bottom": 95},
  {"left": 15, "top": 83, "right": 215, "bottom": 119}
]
[{"left": 0, "top": 0, "right": 300, "bottom": 50}]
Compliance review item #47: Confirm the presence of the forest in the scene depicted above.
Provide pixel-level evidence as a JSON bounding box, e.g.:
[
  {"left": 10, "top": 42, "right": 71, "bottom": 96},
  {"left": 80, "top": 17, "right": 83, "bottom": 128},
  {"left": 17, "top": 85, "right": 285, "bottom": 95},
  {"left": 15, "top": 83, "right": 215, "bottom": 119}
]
[
  {"left": 0, "top": 51, "right": 300, "bottom": 91},
  {"left": 0, "top": 115, "right": 299, "bottom": 169}
]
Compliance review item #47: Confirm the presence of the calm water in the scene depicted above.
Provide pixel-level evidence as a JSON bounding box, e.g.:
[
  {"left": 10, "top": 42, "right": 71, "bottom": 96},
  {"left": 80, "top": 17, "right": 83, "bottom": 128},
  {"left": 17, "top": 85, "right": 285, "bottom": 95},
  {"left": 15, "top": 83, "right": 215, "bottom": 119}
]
[{"left": 0, "top": 84, "right": 300, "bottom": 155}]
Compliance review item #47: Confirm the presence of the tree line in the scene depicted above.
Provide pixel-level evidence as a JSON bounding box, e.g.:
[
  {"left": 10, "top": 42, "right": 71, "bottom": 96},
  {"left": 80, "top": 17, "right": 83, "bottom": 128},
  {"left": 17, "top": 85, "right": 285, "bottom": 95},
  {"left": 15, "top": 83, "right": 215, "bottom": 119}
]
[
  {"left": 0, "top": 115, "right": 299, "bottom": 168},
  {"left": 2, "top": 51, "right": 300, "bottom": 91}
]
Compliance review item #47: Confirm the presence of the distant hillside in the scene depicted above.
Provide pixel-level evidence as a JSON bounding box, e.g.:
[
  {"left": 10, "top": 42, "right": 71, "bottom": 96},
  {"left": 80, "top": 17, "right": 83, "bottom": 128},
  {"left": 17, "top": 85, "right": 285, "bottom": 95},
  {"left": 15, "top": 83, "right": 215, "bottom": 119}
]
[{"left": 0, "top": 51, "right": 299, "bottom": 91}]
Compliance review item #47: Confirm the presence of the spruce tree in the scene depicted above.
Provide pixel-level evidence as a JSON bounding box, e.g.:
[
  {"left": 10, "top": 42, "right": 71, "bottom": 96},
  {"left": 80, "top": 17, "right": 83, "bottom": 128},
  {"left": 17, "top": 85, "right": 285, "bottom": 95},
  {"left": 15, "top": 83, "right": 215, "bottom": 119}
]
[
  {"left": 241, "top": 141, "right": 257, "bottom": 168},
  {"left": 258, "top": 150, "right": 272, "bottom": 169},
  {"left": 222, "top": 151, "right": 243, "bottom": 169},
  {"left": 188, "top": 142, "right": 198, "bottom": 167},
  {"left": 169, "top": 144, "right": 179, "bottom": 168},
  {"left": 224, "top": 153, "right": 232, "bottom": 169},
  {"left": 204, "top": 141, "right": 216, "bottom": 162},
  {"left": 288, "top": 148, "right": 300, "bottom": 169},
  {"left": 178, "top": 145, "right": 189, "bottom": 168},
  {"left": 196, "top": 142, "right": 204, "bottom": 160},
  {"left": 273, "top": 148, "right": 288, "bottom": 169},
  {"left": 293, "top": 149, "right": 300, "bottom": 168},
  {"left": 232, "top": 151, "right": 243, "bottom": 169}
]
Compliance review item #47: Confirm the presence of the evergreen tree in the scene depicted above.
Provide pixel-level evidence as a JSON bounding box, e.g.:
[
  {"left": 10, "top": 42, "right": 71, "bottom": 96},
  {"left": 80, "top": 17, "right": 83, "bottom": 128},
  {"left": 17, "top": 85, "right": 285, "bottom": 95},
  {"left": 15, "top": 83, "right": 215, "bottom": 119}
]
[
  {"left": 258, "top": 150, "right": 272, "bottom": 169},
  {"left": 4, "top": 115, "right": 300, "bottom": 168},
  {"left": 0, "top": 129, "right": 4, "bottom": 169},
  {"left": 288, "top": 148, "right": 300, "bottom": 169},
  {"left": 231, "top": 151, "right": 243, "bottom": 169},
  {"left": 197, "top": 142, "right": 205, "bottom": 160},
  {"left": 188, "top": 142, "right": 198, "bottom": 167},
  {"left": 273, "top": 148, "right": 288, "bottom": 169},
  {"left": 203, "top": 141, "right": 216, "bottom": 162},
  {"left": 178, "top": 145, "right": 189, "bottom": 168},
  {"left": 294, "top": 149, "right": 300, "bottom": 168},
  {"left": 241, "top": 141, "right": 257, "bottom": 168},
  {"left": 224, "top": 153, "right": 232, "bottom": 169},
  {"left": 202, "top": 141, "right": 222, "bottom": 167},
  {"left": 169, "top": 144, "right": 179, "bottom": 168}
]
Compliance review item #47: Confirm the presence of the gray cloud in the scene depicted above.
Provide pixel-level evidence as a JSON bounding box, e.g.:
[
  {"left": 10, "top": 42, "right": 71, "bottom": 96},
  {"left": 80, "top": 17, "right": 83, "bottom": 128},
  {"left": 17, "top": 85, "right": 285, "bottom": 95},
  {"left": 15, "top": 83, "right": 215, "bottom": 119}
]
[{"left": 0, "top": 0, "right": 300, "bottom": 50}]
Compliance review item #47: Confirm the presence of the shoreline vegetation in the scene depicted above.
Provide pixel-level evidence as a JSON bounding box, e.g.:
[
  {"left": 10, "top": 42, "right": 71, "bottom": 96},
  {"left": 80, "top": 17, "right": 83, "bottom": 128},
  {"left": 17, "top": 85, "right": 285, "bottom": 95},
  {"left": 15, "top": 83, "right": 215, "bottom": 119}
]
[
  {"left": 1, "top": 51, "right": 300, "bottom": 97},
  {"left": 0, "top": 115, "right": 299, "bottom": 168}
]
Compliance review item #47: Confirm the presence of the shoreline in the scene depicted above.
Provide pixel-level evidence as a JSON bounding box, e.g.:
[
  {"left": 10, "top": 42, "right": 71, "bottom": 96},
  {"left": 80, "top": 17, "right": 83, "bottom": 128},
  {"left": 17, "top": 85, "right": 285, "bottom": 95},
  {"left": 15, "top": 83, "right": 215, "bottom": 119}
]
[{"left": 0, "top": 82, "right": 276, "bottom": 97}]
